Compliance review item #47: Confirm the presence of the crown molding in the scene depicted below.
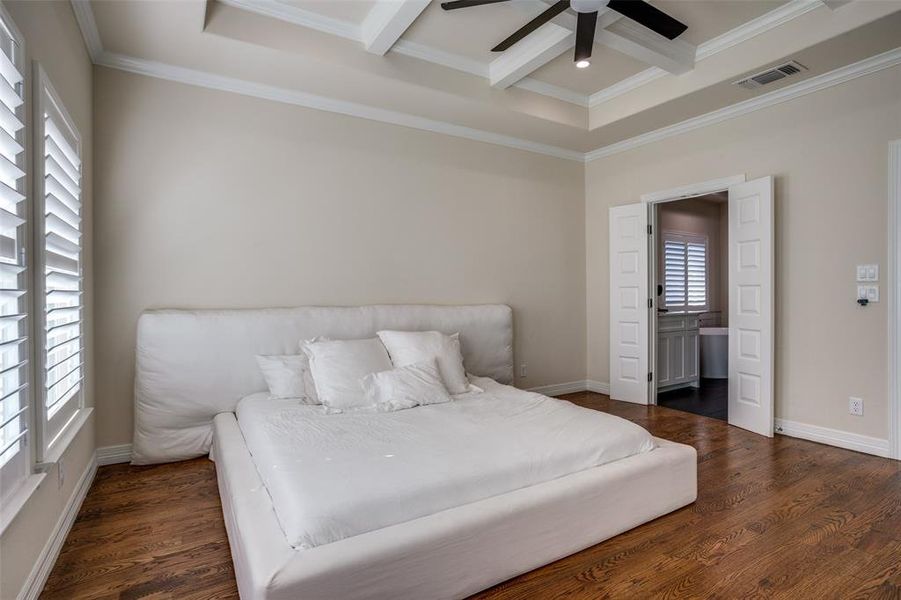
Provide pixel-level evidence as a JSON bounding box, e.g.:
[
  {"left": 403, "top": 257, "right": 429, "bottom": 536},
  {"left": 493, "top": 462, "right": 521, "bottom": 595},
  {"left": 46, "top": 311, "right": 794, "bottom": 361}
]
[
  {"left": 514, "top": 77, "right": 589, "bottom": 107},
  {"left": 587, "top": 0, "right": 826, "bottom": 108},
  {"left": 695, "top": 0, "right": 824, "bottom": 61},
  {"left": 391, "top": 38, "right": 487, "bottom": 77},
  {"left": 70, "top": 1, "right": 901, "bottom": 165},
  {"left": 94, "top": 51, "right": 584, "bottom": 162},
  {"left": 584, "top": 46, "right": 901, "bottom": 162},
  {"left": 218, "top": 0, "right": 359, "bottom": 41},
  {"left": 69, "top": 0, "right": 102, "bottom": 61}
]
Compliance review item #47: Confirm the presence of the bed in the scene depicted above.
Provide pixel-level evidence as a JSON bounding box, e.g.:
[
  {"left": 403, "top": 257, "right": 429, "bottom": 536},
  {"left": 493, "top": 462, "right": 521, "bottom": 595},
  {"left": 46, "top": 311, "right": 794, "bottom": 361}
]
[{"left": 133, "top": 304, "right": 697, "bottom": 600}]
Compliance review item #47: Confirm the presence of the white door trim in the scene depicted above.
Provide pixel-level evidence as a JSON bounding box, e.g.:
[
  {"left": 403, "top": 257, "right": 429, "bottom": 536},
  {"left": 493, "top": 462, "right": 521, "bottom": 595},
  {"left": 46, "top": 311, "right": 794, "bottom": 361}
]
[
  {"left": 640, "top": 175, "right": 746, "bottom": 204},
  {"left": 889, "top": 140, "right": 901, "bottom": 460}
]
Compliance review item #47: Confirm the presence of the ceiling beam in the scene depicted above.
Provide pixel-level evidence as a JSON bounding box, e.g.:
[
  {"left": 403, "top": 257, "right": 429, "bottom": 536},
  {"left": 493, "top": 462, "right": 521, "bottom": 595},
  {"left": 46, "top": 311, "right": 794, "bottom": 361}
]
[
  {"left": 489, "top": 23, "right": 573, "bottom": 88},
  {"left": 361, "top": 0, "right": 430, "bottom": 56},
  {"left": 594, "top": 18, "right": 695, "bottom": 74}
]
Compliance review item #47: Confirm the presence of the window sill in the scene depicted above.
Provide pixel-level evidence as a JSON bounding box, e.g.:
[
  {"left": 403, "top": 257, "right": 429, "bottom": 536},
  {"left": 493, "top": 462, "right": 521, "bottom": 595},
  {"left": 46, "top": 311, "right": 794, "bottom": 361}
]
[
  {"left": 0, "top": 472, "right": 47, "bottom": 536},
  {"left": 41, "top": 407, "right": 93, "bottom": 466}
]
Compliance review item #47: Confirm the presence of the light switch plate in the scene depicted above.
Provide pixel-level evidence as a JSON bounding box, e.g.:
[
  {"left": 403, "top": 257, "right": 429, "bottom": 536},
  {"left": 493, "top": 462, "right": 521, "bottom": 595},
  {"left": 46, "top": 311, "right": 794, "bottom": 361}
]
[
  {"left": 856, "top": 264, "right": 879, "bottom": 282},
  {"left": 867, "top": 265, "right": 878, "bottom": 281}
]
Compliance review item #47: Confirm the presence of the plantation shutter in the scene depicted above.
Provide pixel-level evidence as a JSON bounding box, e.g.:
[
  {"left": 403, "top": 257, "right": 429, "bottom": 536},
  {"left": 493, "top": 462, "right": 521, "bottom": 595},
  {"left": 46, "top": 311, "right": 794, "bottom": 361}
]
[
  {"left": 663, "top": 234, "right": 707, "bottom": 310},
  {"left": 0, "top": 13, "right": 28, "bottom": 496},
  {"left": 38, "top": 73, "right": 83, "bottom": 448}
]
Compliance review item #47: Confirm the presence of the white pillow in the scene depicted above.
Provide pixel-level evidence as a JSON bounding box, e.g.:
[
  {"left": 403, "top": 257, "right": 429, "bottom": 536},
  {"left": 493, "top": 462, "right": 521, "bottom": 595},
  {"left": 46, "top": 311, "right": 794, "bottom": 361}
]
[
  {"left": 362, "top": 359, "right": 452, "bottom": 412},
  {"left": 301, "top": 338, "right": 393, "bottom": 410},
  {"left": 377, "top": 330, "right": 469, "bottom": 394},
  {"left": 255, "top": 355, "right": 317, "bottom": 402}
]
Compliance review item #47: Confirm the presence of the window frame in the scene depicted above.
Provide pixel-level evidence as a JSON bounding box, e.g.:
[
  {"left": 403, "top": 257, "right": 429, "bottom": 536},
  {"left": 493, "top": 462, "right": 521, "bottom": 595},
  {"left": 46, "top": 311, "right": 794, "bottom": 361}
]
[
  {"left": 662, "top": 230, "right": 710, "bottom": 312},
  {"left": 33, "top": 63, "right": 84, "bottom": 461}
]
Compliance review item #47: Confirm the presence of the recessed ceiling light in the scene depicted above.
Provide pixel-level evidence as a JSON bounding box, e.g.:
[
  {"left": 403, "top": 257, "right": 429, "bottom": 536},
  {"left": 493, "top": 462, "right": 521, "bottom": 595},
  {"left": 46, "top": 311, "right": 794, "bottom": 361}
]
[{"left": 575, "top": 60, "right": 590, "bottom": 69}]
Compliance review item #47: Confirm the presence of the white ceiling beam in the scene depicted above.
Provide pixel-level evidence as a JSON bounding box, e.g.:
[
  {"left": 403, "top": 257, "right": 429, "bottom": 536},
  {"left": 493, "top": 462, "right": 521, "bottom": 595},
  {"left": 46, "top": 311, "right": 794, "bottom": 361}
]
[
  {"left": 594, "top": 18, "right": 695, "bottom": 74},
  {"left": 361, "top": 0, "right": 430, "bottom": 56},
  {"left": 489, "top": 23, "right": 573, "bottom": 88}
]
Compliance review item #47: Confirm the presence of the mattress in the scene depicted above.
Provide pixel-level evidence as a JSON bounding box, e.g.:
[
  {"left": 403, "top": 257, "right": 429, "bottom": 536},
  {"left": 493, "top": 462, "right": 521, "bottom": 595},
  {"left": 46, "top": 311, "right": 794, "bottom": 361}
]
[{"left": 236, "top": 377, "right": 656, "bottom": 549}]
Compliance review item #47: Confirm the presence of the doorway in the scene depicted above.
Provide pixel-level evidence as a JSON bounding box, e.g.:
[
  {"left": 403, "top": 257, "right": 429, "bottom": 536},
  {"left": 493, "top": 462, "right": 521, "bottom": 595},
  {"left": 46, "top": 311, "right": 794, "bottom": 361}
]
[
  {"left": 653, "top": 193, "right": 728, "bottom": 421},
  {"left": 609, "top": 175, "right": 775, "bottom": 437}
]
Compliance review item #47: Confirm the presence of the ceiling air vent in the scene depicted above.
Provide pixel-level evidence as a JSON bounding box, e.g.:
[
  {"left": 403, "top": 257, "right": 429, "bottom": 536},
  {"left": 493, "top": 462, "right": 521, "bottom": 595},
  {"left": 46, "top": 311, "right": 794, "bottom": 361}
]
[{"left": 733, "top": 61, "right": 807, "bottom": 91}]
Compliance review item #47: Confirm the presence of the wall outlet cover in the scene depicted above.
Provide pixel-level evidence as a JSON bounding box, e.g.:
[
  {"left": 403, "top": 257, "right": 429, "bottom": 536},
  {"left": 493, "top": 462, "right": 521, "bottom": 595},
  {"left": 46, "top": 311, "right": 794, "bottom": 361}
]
[{"left": 849, "top": 397, "right": 863, "bottom": 416}]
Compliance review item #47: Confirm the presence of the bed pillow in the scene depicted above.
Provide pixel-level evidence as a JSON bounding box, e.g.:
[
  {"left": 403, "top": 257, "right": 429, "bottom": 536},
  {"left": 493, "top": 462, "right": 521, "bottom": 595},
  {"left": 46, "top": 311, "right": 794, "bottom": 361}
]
[
  {"left": 362, "top": 359, "right": 452, "bottom": 412},
  {"left": 377, "top": 330, "right": 469, "bottom": 394},
  {"left": 301, "top": 337, "right": 393, "bottom": 409},
  {"left": 255, "top": 355, "right": 318, "bottom": 403}
]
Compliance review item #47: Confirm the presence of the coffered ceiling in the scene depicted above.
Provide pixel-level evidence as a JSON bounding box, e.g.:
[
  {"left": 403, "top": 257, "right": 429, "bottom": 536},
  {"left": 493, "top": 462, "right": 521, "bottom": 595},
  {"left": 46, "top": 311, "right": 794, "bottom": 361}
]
[{"left": 75, "top": 0, "right": 901, "bottom": 159}]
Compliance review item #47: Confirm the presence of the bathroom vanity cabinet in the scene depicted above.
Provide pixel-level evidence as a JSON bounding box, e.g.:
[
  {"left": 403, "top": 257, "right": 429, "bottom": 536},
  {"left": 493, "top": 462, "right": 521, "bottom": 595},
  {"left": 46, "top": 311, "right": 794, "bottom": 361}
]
[{"left": 657, "top": 313, "right": 700, "bottom": 390}]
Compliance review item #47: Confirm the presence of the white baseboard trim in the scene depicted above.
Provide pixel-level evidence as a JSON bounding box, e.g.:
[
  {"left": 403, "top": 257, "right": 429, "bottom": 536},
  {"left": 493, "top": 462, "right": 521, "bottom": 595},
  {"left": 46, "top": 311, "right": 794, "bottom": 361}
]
[
  {"left": 18, "top": 454, "right": 98, "bottom": 600},
  {"left": 526, "top": 380, "right": 590, "bottom": 396},
  {"left": 97, "top": 444, "right": 133, "bottom": 466},
  {"left": 526, "top": 380, "right": 611, "bottom": 396},
  {"left": 775, "top": 418, "right": 891, "bottom": 458},
  {"left": 586, "top": 380, "right": 610, "bottom": 394}
]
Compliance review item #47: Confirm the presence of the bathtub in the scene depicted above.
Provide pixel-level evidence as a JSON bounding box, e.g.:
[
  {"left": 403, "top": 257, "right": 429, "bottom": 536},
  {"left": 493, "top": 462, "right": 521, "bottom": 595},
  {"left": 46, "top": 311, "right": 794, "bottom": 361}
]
[{"left": 700, "top": 327, "right": 728, "bottom": 379}]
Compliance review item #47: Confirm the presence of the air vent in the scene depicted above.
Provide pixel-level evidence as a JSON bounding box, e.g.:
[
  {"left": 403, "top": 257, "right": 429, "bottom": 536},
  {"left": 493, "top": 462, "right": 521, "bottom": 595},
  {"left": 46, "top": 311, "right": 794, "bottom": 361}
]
[{"left": 734, "top": 61, "right": 807, "bottom": 90}]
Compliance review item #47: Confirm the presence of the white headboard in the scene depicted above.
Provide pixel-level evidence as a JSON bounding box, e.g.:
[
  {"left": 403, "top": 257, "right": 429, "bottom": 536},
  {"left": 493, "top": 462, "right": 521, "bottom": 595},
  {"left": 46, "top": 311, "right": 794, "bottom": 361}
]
[{"left": 132, "top": 304, "right": 513, "bottom": 464}]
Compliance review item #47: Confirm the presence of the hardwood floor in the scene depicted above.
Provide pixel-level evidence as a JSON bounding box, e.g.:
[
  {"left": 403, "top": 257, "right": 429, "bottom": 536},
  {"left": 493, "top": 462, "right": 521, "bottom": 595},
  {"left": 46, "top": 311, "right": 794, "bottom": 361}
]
[{"left": 41, "top": 393, "right": 900, "bottom": 599}]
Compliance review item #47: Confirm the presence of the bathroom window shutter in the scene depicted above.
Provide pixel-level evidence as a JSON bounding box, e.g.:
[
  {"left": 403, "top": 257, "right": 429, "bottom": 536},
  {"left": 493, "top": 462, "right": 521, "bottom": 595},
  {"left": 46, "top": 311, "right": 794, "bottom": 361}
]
[
  {"left": 663, "top": 233, "right": 707, "bottom": 311},
  {"left": 686, "top": 241, "right": 707, "bottom": 307}
]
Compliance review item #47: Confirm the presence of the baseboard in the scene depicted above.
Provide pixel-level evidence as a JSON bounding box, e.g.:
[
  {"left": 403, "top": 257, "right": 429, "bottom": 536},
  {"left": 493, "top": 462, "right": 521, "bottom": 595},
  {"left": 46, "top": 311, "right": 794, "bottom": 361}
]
[
  {"left": 585, "top": 380, "right": 610, "bottom": 395},
  {"left": 18, "top": 454, "right": 98, "bottom": 600},
  {"left": 527, "top": 380, "right": 611, "bottom": 396},
  {"left": 97, "top": 444, "right": 132, "bottom": 466},
  {"left": 527, "top": 380, "right": 590, "bottom": 396},
  {"left": 775, "top": 418, "right": 891, "bottom": 458}
]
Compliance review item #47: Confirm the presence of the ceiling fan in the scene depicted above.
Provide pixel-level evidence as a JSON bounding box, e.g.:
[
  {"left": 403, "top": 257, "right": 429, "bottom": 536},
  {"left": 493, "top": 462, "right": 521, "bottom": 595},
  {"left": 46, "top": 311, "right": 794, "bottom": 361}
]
[{"left": 440, "top": 0, "right": 688, "bottom": 67}]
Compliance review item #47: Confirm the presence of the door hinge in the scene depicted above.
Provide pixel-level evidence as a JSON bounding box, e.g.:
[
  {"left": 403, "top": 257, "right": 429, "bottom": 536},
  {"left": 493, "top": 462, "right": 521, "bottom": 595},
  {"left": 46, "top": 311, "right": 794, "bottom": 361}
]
[
  {"left": 648, "top": 372, "right": 653, "bottom": 382},
  {"left": 648, "top": 298, "right": 653, "bottom": 309},
  {"left": 647, "top": 224, "right": 653, "bottom": 235}
]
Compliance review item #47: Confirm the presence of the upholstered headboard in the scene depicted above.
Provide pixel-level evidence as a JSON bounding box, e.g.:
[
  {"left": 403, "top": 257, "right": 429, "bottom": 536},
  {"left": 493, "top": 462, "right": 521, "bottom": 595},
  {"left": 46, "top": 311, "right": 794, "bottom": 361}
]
[{"left": 132, "top": 304, "right": 514, "bottom": 464}]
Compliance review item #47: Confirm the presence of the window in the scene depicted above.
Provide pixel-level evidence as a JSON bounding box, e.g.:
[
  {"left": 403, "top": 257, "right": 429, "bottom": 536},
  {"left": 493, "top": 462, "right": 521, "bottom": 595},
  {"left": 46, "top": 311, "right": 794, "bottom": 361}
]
[
  {"left": 35, "top": 67, "right": 83, "bottom": 455},
  {"left": 663, "top": 232, "right": 708, "bottom": 310},
  {"left": 0, "top": 8, "right": 28, "bottom": 501}
]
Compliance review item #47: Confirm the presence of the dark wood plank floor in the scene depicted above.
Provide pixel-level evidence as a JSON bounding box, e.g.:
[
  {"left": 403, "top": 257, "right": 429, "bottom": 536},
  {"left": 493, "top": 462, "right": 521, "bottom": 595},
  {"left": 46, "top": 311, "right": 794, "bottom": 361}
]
[
  {"left": 658, "top": 378, "right": 728, "bottom": 421},
  {"left": 41, "top": 392, "right": 900, "bottom": 599}
]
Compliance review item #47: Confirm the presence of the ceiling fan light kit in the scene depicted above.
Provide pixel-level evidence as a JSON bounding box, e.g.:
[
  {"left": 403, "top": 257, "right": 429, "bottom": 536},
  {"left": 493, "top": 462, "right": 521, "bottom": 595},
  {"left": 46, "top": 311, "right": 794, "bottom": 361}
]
[{"left": 441, "top": 0, "right": 689, "bottom": 67}]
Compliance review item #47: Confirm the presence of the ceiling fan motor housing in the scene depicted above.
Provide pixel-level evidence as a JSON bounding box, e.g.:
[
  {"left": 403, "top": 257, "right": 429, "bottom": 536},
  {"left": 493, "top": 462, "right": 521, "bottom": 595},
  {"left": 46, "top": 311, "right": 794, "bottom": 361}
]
[{"left": 570, "top": 0, "right": 607, "bottom": 14}]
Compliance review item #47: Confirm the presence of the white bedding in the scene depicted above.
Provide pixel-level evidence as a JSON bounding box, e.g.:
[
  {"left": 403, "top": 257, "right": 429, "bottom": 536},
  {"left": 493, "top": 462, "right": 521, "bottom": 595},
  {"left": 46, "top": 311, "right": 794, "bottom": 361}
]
[{"left": 236, "top": 377, "right": 656, "bottom": 550}]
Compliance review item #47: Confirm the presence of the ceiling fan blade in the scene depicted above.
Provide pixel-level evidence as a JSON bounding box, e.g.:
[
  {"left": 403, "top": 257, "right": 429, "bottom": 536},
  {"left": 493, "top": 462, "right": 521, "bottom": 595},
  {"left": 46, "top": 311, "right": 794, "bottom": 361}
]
[
  {"left": 491, "top": 0, "right": 570, "bottom": 52},
  {"left": 574, "top": 10, "right": 597, "bottom": 62},
  {"left": 441, "top": 0, "right": 509, "bottom": 10},
  {"left": 606, "top": 0, "right": 687, "bottom": 40}
]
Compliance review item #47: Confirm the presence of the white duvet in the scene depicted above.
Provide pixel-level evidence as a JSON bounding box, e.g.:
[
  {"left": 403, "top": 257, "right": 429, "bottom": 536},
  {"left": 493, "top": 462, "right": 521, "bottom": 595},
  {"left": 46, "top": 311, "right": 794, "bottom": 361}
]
[{"left": 236, "top": 377, "right": 656, "bottom": 549}]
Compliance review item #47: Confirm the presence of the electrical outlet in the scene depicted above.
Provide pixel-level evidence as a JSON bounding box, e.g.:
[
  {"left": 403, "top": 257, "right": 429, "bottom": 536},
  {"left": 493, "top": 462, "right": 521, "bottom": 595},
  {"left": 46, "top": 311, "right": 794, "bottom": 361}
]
[
  {"left": 849, "top": 397, "right": 863, "bottom": 416},
  {"left": 520, "top": 363, "right": 527, "bottom": 378}
]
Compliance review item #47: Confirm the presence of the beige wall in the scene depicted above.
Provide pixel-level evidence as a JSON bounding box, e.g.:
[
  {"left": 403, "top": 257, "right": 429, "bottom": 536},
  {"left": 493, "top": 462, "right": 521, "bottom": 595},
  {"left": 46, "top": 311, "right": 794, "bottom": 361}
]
[
  {"left": 587, "top": 65, "right": 901, "bottom": 440},
  {"left": 656, "top": 196, "right": 727, "bottom": 324},
  {"left": 93, "top": 67, "right": 587, "bottom": 447},
  {"left": 0, "top": 2, "right": 94, "bottom": 599}
]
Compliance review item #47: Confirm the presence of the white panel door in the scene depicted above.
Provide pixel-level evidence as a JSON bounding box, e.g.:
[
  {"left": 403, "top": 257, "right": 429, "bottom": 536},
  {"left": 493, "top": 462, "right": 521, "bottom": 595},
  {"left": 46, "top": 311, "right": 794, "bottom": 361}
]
[
  {"left": 728, "top": 176, "right": 774, "bottom": 436},
  {"left": 609, "top": 203, "right": 649, "bottom": 404}
]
